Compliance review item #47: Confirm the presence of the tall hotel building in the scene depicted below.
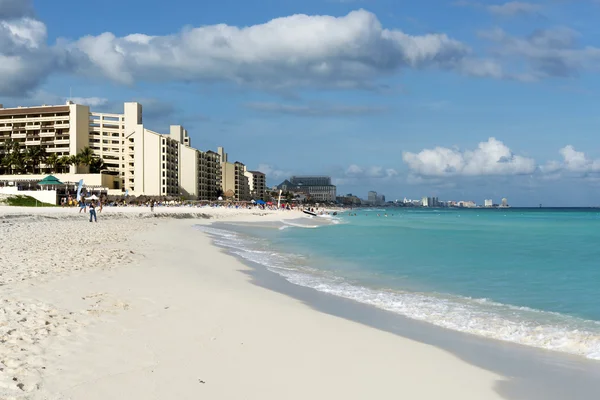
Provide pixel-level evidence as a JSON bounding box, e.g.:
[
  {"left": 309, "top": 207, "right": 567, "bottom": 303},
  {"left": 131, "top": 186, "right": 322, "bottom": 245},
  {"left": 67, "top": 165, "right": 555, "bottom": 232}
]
[
  {"left": 0, "top": 102, "right": 243, "bottom": 200},
  {"left": 217, "top": 147, "right": 251, "bottom": 201},
  {"left": 0, "top": 102, "right": 91, "bottom": 173}
]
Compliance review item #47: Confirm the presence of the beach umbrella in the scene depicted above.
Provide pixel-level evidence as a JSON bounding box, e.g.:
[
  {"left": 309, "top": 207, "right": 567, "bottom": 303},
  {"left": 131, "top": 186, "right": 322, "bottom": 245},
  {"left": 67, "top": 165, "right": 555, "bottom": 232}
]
[
  {"left": 256, "top": 199, "right": 266, "bottom": 205},
  {"left": 86, "top": 194, "right": 99, "bottom": 200}
]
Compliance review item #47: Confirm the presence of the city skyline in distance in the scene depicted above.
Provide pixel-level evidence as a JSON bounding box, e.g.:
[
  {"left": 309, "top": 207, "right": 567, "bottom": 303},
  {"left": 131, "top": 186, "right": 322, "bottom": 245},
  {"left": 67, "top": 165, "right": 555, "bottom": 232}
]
[{"left": 2, "top": 0, "right": 600, "bottom": 206}]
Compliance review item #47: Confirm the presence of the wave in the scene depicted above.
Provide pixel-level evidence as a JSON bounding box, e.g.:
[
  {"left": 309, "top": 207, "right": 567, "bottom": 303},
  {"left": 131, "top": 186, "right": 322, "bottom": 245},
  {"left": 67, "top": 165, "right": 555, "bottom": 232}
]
[
  {"left": 281, "top": 220, "right": 322, "bottom": 229},
  {"left": 196, "top": 225, "right": 600, "bottom": 361}
]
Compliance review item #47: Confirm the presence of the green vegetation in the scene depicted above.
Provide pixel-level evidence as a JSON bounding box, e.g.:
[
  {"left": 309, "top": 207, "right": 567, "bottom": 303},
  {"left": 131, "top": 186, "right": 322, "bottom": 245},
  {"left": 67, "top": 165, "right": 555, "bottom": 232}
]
[
  {"left": 3, "top": 195, "right": 56, "bottom": 207},
  {"left": 0, "top": 143, "right": 106, "bottom": 175}
]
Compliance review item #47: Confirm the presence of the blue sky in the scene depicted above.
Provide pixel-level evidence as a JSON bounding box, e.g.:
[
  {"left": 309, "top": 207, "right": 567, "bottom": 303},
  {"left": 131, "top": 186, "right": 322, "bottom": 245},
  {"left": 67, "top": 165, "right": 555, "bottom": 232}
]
[{"left": 2, "top": 0, "right": 600, "bottom": 206}]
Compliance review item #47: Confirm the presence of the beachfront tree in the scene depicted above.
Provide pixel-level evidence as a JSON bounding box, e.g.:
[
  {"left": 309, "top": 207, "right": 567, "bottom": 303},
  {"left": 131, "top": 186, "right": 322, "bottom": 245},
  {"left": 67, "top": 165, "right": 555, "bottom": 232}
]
[
  {"left": 89, "top": 156, "right": 106, "bottom": 173},
  {"left": 24, "top": 146, "right": 47, "bottom": 174},
  {"left": 58, "top": 155, "right": 73, "bottom": 173},
  {"left": 4, "top": 141, "right": 26, "bottom": 174},
  {"left": 0, "top": 141, "right": 9, "bottom": 174},
  {"left": 77, "top": 147, "right": 95, "bottom": 167},
  {"left": 45, "top": 153, "right": 61, "bottom": 174}
]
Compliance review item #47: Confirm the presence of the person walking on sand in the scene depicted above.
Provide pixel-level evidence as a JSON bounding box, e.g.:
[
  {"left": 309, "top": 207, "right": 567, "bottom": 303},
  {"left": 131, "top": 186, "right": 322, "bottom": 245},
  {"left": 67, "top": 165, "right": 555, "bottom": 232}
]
[
  {"left": 78, "top": 198, "right": 86, "bottom": 213},
  {"left": 89, "top": 201, "right": 97, "bottom": 223}
]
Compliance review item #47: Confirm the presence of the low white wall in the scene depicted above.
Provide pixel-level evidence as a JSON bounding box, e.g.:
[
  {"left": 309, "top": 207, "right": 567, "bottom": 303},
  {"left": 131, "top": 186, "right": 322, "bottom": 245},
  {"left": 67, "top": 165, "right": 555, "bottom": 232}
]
[{"left": 0, "top": 187, "right": 58, "bottom": 205}]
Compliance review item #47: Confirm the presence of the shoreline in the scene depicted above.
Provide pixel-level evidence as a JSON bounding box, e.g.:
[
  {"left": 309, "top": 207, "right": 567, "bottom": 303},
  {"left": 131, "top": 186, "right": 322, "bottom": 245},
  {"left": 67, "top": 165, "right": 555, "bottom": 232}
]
[
  {"left": 209, "top": 224, "right": 600, "bottom": 400},
  {"left": 1, "top": 208, "right": 598, "bottom": 399}
]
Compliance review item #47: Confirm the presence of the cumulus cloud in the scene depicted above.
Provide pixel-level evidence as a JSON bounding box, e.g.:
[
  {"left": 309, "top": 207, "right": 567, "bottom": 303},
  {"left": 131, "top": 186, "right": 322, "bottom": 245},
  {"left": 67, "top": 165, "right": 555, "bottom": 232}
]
[
  {"left": 0, "top": 1, "right": 61, "bottom": 96},
  {"left": 541, "top": 145, "right": 600, "bottom": 174},
  {"left": 66, "top": 9, "right": 489, "bottom": 90},
  {"left": 2, "top": 2, "right": 595, "bottom": 96},
  {"left": 402, "top": 137, "right": 536, "bottom": 177},
  {"left": 245, "top": 102, "right": 387, "bottom": 117}
]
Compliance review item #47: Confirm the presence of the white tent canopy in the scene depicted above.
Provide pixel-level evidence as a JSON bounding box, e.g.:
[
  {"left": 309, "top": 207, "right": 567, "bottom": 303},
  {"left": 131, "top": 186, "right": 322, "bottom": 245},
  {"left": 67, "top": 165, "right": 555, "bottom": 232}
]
[{"left": 86, "top": 194, "right": 99, "bottom": 200}]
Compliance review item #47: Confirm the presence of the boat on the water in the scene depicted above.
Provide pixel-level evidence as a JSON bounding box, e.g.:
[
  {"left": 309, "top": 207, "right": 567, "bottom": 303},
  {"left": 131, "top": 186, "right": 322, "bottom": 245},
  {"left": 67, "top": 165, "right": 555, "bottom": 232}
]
[{"left": 303, "top": 209, "right": 317, "bottom": 217}]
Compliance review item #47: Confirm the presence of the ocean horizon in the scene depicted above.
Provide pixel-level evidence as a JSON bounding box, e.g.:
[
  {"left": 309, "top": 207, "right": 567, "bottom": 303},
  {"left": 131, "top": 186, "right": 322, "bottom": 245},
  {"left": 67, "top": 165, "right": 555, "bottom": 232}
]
[{"left": 197, "top": 208, "right": 600, "bottom": 361}]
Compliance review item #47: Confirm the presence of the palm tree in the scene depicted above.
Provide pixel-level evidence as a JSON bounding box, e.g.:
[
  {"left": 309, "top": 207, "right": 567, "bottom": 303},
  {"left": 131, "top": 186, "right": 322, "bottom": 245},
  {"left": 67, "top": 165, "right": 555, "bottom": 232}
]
[
  {"left": 24, "top": 146, "right": 47, "bottom": 174},
  {"left": 0, "top": 141, "right": 10, "bottom": 174},
  {"left": 77, "top": 147, "right": 95, "bottom": 166},
  {"left": 58, "top": 155, "right": 73, "bottom": 173},
  {"left": 5, "top": 141, "right": 25, "bottom": 174},
  {"left": 89, "top": 156, "right": 106, "bottom": 173},
  {"left": 46, "top": 153, "right": 61, "bottom": 174}
]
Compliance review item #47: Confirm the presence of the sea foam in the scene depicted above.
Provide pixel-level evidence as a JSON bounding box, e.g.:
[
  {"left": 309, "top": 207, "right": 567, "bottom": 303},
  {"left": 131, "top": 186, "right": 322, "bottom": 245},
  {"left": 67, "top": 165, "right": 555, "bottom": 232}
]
[{"left": 196, "top": 225, "right": 600, "bottom": 361}]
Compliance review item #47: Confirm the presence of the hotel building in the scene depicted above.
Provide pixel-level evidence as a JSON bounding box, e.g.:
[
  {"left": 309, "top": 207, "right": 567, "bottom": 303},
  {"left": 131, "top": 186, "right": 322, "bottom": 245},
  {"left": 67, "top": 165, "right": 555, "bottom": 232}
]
[
  {"left": 217, "top": 147, "right": 251, "bottom": 201},
  {"left": 0, "top": 102, "right": 91, "bottom": 174},
  {"left": 0, "top": 101, "right": 254, "bottom": 201},
  {"left": 276, "top": 176, "right": 337, "bottom": 203},
  {"left": 244, "top": 167, "right": 266, "bottom": 200}
]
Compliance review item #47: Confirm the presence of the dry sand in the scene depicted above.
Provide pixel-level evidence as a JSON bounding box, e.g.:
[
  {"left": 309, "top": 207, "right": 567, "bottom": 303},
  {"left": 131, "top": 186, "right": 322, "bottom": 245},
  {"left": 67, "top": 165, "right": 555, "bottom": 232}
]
[{"left": 0, "top": 206, "right": 506, "bottom": 399}]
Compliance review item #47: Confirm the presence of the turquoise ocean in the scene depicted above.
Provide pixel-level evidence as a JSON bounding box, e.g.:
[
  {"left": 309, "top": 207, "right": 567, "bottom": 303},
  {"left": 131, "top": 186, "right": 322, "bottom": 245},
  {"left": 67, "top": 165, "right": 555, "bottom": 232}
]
[{"left": 199, "top": 208, "right": 600, "bottom": 360}]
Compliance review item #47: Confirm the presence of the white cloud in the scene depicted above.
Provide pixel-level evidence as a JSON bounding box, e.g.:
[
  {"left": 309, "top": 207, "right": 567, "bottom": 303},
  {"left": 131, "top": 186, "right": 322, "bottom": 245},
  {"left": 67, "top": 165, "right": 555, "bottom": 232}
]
[
  {"left": 67, "top": 9, "right": 495, "bottom": 90},
  {"left": 541, "top": 145, "right": 600, "bottom": 174},
  {"left": 0, "top": 2, "right": 58, "bottom": 95},
  {"left": 402, "top": 137, "right": 536, "bottom": 177}
]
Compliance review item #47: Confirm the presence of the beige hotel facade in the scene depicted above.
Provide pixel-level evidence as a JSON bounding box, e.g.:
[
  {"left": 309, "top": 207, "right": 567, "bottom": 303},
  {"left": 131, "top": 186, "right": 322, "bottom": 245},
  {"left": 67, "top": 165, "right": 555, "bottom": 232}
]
[{"left": 0, "top": 101, "right": 262, "bottom": 201}]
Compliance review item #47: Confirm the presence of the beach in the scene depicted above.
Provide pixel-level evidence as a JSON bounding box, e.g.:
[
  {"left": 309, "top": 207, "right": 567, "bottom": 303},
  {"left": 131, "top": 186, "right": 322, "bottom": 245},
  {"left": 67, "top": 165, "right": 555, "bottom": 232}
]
[
  {"left": 2, "top": 206, "right": 599, "bottom": 400},
  {"left": 0, "top": 206, "right": 510, "bottom": 400}
]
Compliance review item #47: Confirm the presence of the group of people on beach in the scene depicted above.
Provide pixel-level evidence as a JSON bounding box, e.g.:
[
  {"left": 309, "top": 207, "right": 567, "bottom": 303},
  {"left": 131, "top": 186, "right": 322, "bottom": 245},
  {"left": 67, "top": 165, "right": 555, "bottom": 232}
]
[{"left": 75, "top": 198, "right": 102, "bottom": 223}]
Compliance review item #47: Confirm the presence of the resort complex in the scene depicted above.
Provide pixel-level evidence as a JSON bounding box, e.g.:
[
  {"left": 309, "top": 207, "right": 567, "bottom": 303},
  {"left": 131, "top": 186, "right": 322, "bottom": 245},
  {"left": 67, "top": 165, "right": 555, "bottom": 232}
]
[{"left": 0, "top": 101, "right": 265, "bottom": 202}]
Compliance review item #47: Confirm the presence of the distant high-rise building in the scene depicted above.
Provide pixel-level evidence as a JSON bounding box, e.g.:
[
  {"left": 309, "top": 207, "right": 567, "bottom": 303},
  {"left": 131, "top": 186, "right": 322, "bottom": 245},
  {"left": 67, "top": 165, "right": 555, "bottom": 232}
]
[
  {"left": 484, "top": 199, "right": 493, "bottom": 207},
  {"left": 501, "top": 198, "right": 509, "bottom": 207},
  {"left": 368, "top": 191, "right": 378, "bottom": 204},
  {"left": 422, "top": 197, "right": 429, "bottom": 207},
  {"left": 276, "top": 176, "right": 336, "bottom": 202}
]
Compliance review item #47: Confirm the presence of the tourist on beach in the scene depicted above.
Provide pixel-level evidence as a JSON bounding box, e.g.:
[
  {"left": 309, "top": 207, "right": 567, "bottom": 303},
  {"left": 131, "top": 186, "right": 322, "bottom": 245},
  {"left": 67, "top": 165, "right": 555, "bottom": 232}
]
[
  {"left": 78, "top": 199, "right": 86, "bottom": 213},
  {"left": 89, "top": 201, "right": 97, "bottom": 223}
]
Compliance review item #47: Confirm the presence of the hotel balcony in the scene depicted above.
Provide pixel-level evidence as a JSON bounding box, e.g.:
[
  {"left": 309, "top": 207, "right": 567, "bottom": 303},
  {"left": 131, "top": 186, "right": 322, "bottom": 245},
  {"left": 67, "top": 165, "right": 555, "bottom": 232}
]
[
  {"left": 39, "top": 131, "right": 56, "bottom": 137},
  {"left": 54, "top": 139, "right": 70, "bottom": 145},
  {"left": 46, "top": 147, "right": 70, "bottom": 153},
  {"left": 26, "top": 125, "right": 40, "bottom": 130},
  {"left": 0, "top": 126, "right": 12, "bottom": 132},
  {"left": 11, "top": 133, "right": 26, "bottom": 139},
  {"left": 25, "top": 140, "right": 41, "bottom": 145}
]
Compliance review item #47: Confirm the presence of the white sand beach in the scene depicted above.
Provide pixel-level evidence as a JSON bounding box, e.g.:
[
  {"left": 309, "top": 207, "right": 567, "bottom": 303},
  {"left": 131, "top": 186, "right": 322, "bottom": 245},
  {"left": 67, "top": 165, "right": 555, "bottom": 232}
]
[{"left": 0, "top": 206, "right": 507, "bottom": 399}]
